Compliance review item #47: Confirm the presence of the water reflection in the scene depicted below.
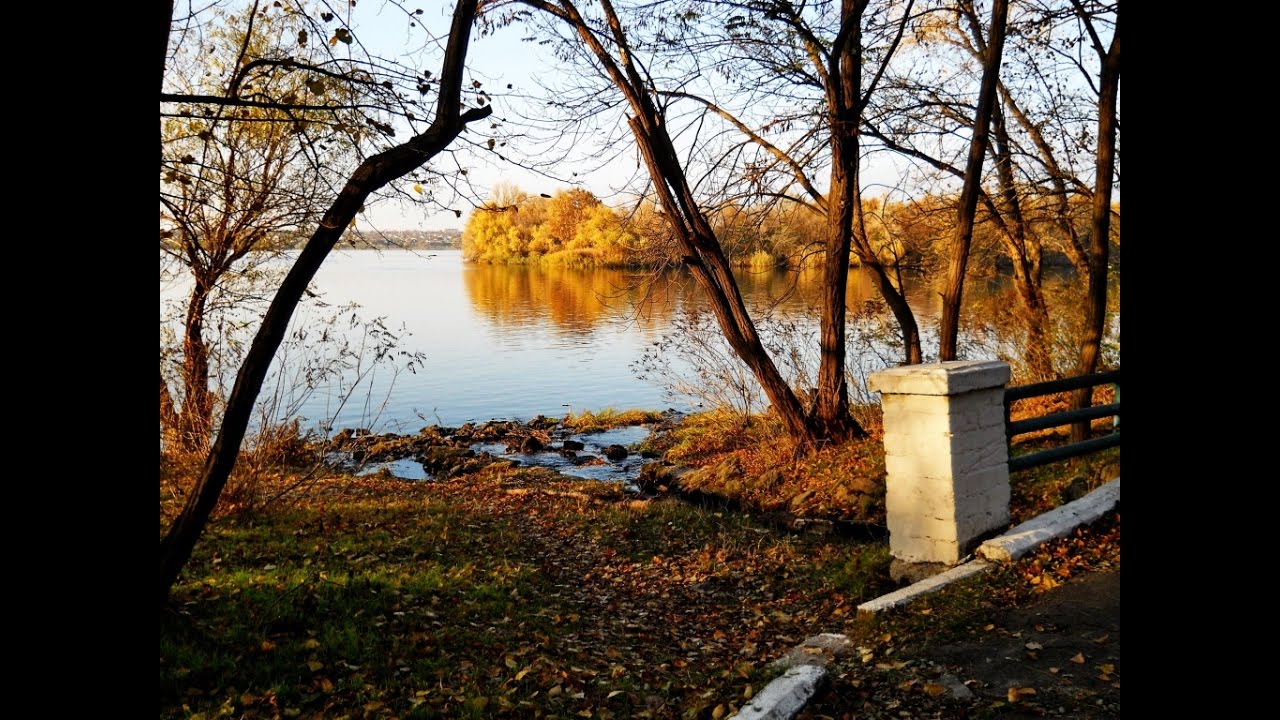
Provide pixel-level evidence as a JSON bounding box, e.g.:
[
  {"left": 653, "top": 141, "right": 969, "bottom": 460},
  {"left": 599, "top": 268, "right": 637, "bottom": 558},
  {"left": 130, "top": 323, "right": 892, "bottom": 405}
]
[
  {"left": 166, "top": 249, "right": 1117, "bottom": 432},
  {"left": 462, "top": 261, "right": 950, "bottom": 330}
]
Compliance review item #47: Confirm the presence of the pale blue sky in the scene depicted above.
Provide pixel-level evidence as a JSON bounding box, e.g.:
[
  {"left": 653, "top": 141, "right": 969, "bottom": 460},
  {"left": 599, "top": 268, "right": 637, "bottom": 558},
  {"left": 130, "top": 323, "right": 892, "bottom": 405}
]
[{"left": 354, "top": 5, "right": 638, "bottom": 231}]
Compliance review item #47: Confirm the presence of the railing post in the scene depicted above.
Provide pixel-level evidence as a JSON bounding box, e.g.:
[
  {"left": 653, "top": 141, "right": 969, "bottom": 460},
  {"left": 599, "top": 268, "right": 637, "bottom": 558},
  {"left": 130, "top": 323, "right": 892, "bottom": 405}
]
[{"left": 868, "top": 360, "right": 1012, "bottom": 566}]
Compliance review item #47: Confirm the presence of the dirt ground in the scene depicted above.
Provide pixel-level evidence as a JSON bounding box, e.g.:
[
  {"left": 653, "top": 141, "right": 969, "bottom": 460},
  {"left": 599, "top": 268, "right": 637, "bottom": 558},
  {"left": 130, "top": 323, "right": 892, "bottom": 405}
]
[{"left": 800, "top": 558, "right": 1120, "bottom": 718}]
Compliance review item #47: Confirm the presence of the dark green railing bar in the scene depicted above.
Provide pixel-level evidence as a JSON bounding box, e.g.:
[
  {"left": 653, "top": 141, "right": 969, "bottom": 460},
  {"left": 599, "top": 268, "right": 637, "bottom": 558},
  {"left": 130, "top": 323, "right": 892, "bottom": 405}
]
[
  {"left": 1004, "top": 369, "right": 1120, "bottom": 402},
  {"left": 1007, "top": 402, "right": 1121, "bottom": 438},
  {"left": 1009, "top": 433, "right": 1121, "bottom": 471}
]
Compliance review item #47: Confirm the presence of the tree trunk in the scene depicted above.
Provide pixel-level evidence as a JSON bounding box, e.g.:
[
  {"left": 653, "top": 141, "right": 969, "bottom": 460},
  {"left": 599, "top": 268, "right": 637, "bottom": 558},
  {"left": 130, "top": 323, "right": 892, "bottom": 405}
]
[
  {"left": 160, "top": 0, "right": 488, "bottom": 605},
  {"left": 815, "top": 145, "right": 855, "bottom": 440},
  {"left": 990, "top": 106, "right": 1054, "bottom": 380},
  {"left": 848, "top": 145, "right": 923, "bottom": 366},
  {"left": 861, "top": 254, "right": 923, "bottom": 365},
  {"left": 1010, "top": 260, "right": 1054, "bottom": 381},
  {"left": 812, "top": 1, "right": 860, "bottom": 441},
  {"left": 160, "top": 369, "right": 180, "bottom": 451},
  {"left": 939, "top": 0, "right": 1009, "bottom": 361},
  {"left": 1071, "top": 3, "right": 1121, "bottom": 442},
  {"left": 175, "top": 278, "right": 214, "bottom": 453}
]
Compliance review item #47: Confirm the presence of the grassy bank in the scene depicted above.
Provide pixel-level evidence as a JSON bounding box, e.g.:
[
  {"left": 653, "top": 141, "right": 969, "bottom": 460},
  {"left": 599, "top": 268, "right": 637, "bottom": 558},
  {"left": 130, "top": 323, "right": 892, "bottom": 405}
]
[
  {"left": 161, "top": 407, "right": 1118, "bottom": 719},
  {"left": 161, "top": 467, "right": 895, "bottom": 720}
]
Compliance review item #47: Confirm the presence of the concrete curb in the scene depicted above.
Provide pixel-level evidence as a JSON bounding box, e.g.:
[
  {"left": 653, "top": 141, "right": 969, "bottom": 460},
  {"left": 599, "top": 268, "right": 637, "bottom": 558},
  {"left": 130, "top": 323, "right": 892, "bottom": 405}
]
[
  {"left": 856, "top": 560, "right": 993, "bottom": 614},
  {"left": 978, "top": 478, "right": 1121, "bottom": 562},
  {"left": 731, "top": 664, "right": 827, "bottom": 720},
  {"left": 731, "top": 479, "right": 1121, "bottom": 719}
]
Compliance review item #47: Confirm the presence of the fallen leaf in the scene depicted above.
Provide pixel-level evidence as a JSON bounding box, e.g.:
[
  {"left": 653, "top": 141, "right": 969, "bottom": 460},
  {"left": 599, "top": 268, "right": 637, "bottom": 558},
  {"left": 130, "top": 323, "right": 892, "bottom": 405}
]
[
  {"left": 607, "top": 690, "right": 623, "bottom": 699},
  {"left": 1007, "top": 687, "right": 1036, "bottom": 702},
  {"left": 1024, "top": 642, "right": 1043, "bottom": 651},
  {"left": 923, "top": 683, "right": 947, "bottom": 697},
  {"left": 307, "top": 660, "right": 324, "bottom": 672},
  {"left": 302, "top": 638, "right": 320, "bottom": 650},
  {"left": 711, "top": 704, "right": 727, "bottom": 719},
  {"left": 1099, "top": 663, "right": 1115, "bottom": 674},
  {"left": 1071, "top": 653, "right": 1086, "bottom": 664}
]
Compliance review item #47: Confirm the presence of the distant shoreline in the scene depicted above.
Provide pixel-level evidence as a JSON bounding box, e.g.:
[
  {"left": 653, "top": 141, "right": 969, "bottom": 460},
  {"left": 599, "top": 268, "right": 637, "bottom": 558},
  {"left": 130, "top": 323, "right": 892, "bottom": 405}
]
[{"left": 281, "top": 228, "right": 462, "bottom": 251}]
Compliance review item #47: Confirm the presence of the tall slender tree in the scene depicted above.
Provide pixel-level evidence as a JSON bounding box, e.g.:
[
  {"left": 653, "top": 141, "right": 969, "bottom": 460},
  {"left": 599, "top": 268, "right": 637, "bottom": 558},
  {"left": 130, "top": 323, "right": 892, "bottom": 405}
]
[
  {"left": 938, "top": 0, "right": 1009, "bottom": 361},
  {"left": 1071, "top": 0, "right": 1120, "bottom": 440}
]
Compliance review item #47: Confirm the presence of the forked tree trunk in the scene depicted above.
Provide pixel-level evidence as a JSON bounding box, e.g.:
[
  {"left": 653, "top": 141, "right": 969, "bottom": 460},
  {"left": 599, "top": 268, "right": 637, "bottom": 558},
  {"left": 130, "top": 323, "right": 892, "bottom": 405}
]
[{"left": 812, "top": 0, "right": 861, "bottom": 441}]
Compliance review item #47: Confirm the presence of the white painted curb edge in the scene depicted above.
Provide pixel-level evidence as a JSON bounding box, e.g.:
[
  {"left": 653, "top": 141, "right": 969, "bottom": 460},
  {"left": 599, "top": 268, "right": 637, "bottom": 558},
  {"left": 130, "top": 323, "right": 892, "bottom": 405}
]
[
  {"left": 978, "top": 478, "right": 1121, "bottom": 562},
  {"left": 730, "top": 664, "right": 827, "bottom": 720},
  {"left": 856, "top": 559, "right": 993, "bottom": 614}
]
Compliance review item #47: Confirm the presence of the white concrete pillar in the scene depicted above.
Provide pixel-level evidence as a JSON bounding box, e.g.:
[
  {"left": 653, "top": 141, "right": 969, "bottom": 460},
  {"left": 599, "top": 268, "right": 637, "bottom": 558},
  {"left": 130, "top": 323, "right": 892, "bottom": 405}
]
[{"left": 868, "top": 360, "right": 1011, "bottom": 565}]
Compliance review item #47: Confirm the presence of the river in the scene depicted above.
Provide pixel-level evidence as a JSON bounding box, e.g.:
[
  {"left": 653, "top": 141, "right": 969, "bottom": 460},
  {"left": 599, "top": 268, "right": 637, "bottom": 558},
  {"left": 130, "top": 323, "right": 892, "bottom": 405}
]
[{"left": 160, "top": 248, "right": 1117, "bottom": 437}]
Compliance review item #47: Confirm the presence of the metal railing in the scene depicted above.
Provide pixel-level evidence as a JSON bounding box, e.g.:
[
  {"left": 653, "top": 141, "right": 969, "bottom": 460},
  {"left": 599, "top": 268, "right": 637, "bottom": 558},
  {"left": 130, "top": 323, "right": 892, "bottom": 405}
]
[{"left": 1005, "top": 369, "right": 1120, "bottom": 471}]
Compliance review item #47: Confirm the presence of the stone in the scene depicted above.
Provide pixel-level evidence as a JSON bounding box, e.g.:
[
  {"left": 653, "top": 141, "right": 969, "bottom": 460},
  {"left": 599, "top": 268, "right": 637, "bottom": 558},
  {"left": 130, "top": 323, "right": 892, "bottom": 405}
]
[
  {"left": 1061, "top": 473, "right": 1091, "bottom": 502},
  {"left": 774, "top": 633, "right": 855, "bottom": 669},
  {"left": 520, "top": 436, "right": 544, "bottom": 453},
  {"left": 857, "top": 561, "right": 992, "bottom": 614},
  {"left": 604, "top": 444, "right": 629, "bottom": 461},
  {"left": 938, "top": 674, "right": 973, "bottom": 700},
  {"left": 562, "top": 439, "right": 585, "bottom": 451}
]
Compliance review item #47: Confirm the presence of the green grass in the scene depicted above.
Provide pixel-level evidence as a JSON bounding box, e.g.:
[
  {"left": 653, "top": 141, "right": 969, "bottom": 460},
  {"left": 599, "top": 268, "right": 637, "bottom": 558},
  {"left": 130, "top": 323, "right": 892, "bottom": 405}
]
[{"left": 162, "top": 469, "right": 893, "bottom": 719}]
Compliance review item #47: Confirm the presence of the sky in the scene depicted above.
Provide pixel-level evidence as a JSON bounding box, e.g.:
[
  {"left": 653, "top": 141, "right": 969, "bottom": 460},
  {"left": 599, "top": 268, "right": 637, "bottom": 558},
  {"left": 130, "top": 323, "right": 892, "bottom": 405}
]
[
  {"left": 353, "top": 4, "right": 640, "bottom": 232},
  {"left": 170, "top": 1, "right": 1114, "bottom": 233},
  {"left": 333, "top": 1, "right": 1037, "bottom": 233}
]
